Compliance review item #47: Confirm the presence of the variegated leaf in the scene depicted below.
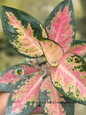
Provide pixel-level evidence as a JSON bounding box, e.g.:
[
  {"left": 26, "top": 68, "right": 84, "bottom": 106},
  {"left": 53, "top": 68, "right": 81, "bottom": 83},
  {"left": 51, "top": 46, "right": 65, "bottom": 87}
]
[
  {"left": 1, "top": 6, "right": 47, "bottom": 58},
  {"left": 39, "top": 76, "right": 74, "bottom": 115},
  {"left": 0, "top": 64, "right": 37, "bottom": 92},
  {"left": 51, "top": 53, "right": 86, "bottom": 105},
  {"left": 44, "top": 0, "right": 76, "bottom": 53},
  {"left": 38, "top": 38, "right": 63, "bottom": 67},
  {"left": 5, "top": 72, "right": 43, "bottom": 115},
  {"left": 66, "top": 40, "right": 86, "bottom": 58}
]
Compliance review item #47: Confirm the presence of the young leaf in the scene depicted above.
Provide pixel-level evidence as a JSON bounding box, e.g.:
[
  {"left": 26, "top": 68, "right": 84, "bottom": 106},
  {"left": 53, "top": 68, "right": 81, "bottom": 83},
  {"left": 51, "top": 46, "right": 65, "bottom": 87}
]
[
  {"left": 44, "top": 0, "right": 76, "bottom": 53},
  {"left": 66, "top": 40, "right": 86, "bottom": 58},
  {"left": 51, "top": 53, "right": 86, "bottom": 105},
  {"left": 5, "top": 72, "right": 43, "bottom": 115},
  {"left": 1, "top": 6, "right": 47, "bottom": 58},
  {"left": 19, "top": 56, "right": 46, "bottom": 66},
  {"left": 38, "top": 38, "right": 63, "bottom": 67},
  {"left": 0, "top": 64, "right": 37, "bottom": 92},
  {"left": 39, "top": 76, "right": 74, "bottom": 115}
]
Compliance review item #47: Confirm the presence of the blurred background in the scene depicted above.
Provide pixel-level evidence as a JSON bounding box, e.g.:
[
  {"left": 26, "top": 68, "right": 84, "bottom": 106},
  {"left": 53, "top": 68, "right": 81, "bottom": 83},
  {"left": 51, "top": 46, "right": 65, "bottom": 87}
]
[{"left": 0, "top": 0, "right": 86, "bottom": 115}]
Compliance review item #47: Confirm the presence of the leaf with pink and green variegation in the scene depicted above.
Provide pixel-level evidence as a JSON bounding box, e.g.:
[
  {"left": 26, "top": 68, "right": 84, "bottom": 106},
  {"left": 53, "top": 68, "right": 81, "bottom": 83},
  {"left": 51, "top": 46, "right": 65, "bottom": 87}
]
[
  {"left": 38, "top": 38, "right": 63, "bottom": 67},
  {"left": 1, "top": 6, "right": 47, "bottom": 58},
  {"left": 66, "top": 40, "right": 86, "bottom": 58},
  {"left": 0, "top": 64, "right": 38, "bottom": 92},
  {"left": 39, "top": 76, "right": 74, "bottom": 115},
  {"left": 51, "top": 53, "right": 86, "bottom": 105},
  {"left": 5, "top": 72, "right": 43, "bottom": 115},
  {"left": 44, "top": 0, "right": 76, "bottom": 53}
]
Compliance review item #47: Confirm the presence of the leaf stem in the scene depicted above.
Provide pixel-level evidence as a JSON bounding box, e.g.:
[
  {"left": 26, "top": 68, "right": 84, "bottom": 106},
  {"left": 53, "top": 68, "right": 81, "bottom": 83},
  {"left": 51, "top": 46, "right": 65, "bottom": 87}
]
[{"left": 41, "top": 69, "right": 47, "bottom": 79}]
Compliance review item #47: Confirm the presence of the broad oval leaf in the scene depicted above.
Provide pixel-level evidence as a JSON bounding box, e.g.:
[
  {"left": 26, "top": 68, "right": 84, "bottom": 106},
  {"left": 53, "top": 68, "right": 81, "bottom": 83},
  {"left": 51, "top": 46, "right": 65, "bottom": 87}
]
[
  {"left": 0, "top": 64, "right": 37, "bottom": 92},
  {"left": 51, "top": 53, "right": 86, "bottom": 105},
  {"left": 44, "top": 0, "right": 76, "bottom": 53},
  {"left": 5, "top": 72, "right": 43, "bottom": 115},
  {"left": 1, "top": 6, "right": 47, "bottom": 58},
  {"left": 38, "top": 38, "right": 63, "bottom": 67},
  {"left": 39, "top": 76, "right": 74, "bottom": 115},
  {"left": 66, "top": 40, "right": 86, "bottom": 58}
]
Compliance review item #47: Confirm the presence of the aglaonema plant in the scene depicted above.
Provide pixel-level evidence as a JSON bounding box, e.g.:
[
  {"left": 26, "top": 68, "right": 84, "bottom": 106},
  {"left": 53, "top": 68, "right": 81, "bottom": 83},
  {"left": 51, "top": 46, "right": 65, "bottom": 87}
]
[{"left": 0, "top": 0, "right": 86, "bottom": 114}]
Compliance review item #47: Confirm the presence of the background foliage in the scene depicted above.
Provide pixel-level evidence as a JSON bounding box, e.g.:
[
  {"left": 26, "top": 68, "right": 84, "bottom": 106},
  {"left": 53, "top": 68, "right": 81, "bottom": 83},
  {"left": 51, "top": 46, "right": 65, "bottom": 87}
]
[{"left": 0, "top": 0, "right": 86, "bottom": 115}]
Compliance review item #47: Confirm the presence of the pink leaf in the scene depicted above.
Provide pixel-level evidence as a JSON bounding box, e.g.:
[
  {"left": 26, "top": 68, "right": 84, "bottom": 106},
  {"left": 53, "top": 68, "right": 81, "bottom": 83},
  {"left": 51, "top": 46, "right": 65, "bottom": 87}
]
[
  {"left": 5, "top": 72, "right": 43, "bottom": 115},
  {"left": 66, "top": 42, "right": 86, "bottom": 57},
  {"left": 0, "top": 64, "right": 38, "bottom": 92},
  {"left": 6, "top": 11, "right": 45, "bottom": 57},
  {"left": 46, "top": 6, "right": 75, "bottom": 53},
  {"left": 40, "top": 76, "right": 74, "bottom": 115},
  {"left": 51, "top": 53, "right": 86, "bottom": 105}
]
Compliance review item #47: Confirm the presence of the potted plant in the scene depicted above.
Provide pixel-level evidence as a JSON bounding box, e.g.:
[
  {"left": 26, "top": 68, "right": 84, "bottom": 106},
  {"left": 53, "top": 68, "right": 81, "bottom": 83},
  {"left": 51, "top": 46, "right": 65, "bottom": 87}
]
[{"left": 0, "top": 0, "right": 86, "bottom": 115}]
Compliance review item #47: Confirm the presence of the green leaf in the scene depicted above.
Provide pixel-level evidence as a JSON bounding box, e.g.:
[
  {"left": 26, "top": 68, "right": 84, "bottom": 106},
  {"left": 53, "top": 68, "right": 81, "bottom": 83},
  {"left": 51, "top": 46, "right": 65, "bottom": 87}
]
[
  {"left": 38, "top": 38, "right": 63, "bottom": 67},
  {"left": 51, "top": 53, "right": 86, "bottom": 105},
  {"left": 0, "top": 64, "right": 38, "bottom": 92},
  {"left": 39, "top": 76, "right": 74, "bottom": 115},
  {"left": 5, "top": 72, "right": 43, "bottom": 115},
  {"left": 44, "top": 0, "right": 76, "bottom": 53},
  {"left": 67, "top": 40, "right": 86, "bottom": 58},
  {"left": 1, "top": 6, "right": 47, "bottom": 58},
  {"left": 19, "top": 56, "right": 46, "bottom": 66}
]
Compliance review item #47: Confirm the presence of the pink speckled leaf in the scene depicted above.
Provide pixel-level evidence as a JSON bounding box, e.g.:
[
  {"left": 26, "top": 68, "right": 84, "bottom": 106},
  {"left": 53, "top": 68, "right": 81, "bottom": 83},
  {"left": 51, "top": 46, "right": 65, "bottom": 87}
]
[
  {"left": 51, "top": 53, "right": 86, "bottom": 105},
  {"left": 5, "top": 72, "right": 43, "bottom": 115},
  {"left": 66, "top": 40, "right": 86, "bottom": 58},
  {"left": 39, "top": 76, "right": 74, "bottom": 115},
  {"left": 44, "top": 0, "right": 76, "bottom": 53},
  {"left": 0, "top": 64, "right": 38, "bottom": 92},
  {"left": 1, "top": 6, "right": 47, "bottom": 58},
  {"left": 38, "top": 38, "right": 63, "bottom": 67}
]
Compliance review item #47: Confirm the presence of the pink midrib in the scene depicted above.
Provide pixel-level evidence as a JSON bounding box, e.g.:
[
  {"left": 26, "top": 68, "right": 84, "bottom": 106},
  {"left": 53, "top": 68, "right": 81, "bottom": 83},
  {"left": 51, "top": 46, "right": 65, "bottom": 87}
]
[
  {"left": 59, "top": 63, "right": 86, "bottom": 90},
  {"left": 12, "top": 77, "right": 43, "bottom": 112},
  {"left": 55, "top": 11, "right": 65, "bottom": 43},
  {"left": 6, "top": 12, "right": 41, "bottom": 50}
]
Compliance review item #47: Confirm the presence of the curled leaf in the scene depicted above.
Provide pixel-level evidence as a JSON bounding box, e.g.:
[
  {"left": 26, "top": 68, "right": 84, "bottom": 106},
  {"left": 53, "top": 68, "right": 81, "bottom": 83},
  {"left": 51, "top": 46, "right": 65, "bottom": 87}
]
[{"left": 38, "top": 38, "right": 63, "bottom": 67}]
